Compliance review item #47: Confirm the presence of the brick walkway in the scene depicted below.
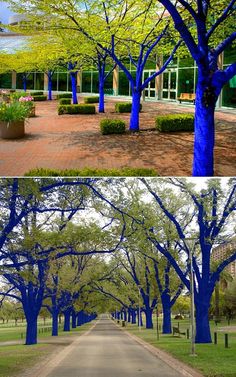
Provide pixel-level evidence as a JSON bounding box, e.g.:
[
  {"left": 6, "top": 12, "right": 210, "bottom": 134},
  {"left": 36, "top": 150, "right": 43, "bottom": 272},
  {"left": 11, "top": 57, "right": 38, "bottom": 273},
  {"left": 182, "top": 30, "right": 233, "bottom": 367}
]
[{"left": 0, "top": 97, "right": 235, "bottom": 176}]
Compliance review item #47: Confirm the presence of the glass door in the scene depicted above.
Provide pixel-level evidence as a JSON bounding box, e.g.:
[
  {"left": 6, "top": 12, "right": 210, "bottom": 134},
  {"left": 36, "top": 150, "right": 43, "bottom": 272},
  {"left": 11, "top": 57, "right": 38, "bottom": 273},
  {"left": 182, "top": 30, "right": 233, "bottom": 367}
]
[
  {"left": 162, "top": 70, "right": 177, "bottom": 100},
  {"left": 143, "top": 70, "right": 156, "bottom": 98}
]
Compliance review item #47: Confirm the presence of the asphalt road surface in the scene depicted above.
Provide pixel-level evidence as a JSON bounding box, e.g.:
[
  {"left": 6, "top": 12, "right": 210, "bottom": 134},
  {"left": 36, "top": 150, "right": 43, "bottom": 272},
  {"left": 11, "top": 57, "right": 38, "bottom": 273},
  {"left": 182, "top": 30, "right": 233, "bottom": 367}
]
[{"left": 46, "top": 315, "right": 183, "bottom": 377}]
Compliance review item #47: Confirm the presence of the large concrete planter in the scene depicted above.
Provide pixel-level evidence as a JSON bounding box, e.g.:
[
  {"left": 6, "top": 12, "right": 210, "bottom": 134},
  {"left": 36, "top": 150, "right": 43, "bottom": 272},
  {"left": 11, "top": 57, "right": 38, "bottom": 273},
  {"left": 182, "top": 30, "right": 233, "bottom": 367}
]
[{"left": 0, "top": 120, "right": 25, "bottom": 139}]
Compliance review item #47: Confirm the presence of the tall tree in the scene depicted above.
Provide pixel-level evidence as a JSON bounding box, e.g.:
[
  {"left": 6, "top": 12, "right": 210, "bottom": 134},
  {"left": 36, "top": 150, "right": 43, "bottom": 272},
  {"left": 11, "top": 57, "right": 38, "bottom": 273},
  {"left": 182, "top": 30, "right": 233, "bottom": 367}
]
[
  {"left": 140, "top": 178, "right": 236, "bottom": 343},
  {"left": 157, "top": 0, "right": 236, "bottom": 176}
]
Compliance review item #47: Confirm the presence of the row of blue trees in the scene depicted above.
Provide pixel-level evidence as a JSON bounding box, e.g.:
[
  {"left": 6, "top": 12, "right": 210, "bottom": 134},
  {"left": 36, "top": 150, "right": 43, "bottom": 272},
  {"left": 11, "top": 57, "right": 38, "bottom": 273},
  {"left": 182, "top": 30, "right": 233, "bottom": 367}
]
[{"left": 0, "top": 178, "right": 235, "bottom": 345}]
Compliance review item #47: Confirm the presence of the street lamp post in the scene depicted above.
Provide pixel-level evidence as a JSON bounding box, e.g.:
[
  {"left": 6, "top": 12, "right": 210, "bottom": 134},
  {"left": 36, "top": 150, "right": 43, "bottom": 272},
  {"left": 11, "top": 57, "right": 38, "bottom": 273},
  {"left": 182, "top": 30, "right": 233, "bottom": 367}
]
[
  {"left": 186, "top": 239, "right": 197, "bottom": 357},
  {"left": 156, "top": 305, "right": 159, "bottom": 340},
  {"left": 138, "top": 285, "right": 141, "bottom": 331}
]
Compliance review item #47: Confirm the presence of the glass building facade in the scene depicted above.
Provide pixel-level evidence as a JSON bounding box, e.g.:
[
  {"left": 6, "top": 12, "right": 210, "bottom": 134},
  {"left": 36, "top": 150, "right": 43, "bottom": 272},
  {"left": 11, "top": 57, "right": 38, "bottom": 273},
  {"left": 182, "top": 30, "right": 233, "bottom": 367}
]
[{"left": 0, "top": 51, "right": 235, "bottom": 109}]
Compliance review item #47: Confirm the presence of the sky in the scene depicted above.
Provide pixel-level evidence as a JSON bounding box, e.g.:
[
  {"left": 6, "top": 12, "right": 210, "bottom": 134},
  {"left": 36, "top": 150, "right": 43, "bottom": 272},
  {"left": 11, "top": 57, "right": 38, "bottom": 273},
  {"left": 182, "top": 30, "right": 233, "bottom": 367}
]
[{"left": 0, "top": 1, "right": 14, "bottom": 24}]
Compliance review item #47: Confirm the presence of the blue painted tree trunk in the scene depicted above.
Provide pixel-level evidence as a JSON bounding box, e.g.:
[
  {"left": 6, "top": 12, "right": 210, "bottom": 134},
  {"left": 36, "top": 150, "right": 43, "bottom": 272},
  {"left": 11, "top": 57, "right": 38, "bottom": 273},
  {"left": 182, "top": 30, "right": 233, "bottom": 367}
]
[
  {"left": 63, "top": 309, "right": 71, "bottom": 332},
  {"left": 48, "top": 72, "right": 53, "bottom": 101},
  {"left": 123, "top": 310, "right": 127, "bottom": 321},
  {"left": 70, "top": 73, "right": 78, "bottom": 104},
  {"left": 52, "top": 309, "right": 59, "bottom": 336},
  {"left": 23, "top": 76, "right": 27, "bottom": 92},
  {"left": 25, "top": 314, "right": 38, "bottom": 345},
  {"left": 99, "top": 80, "right": 105, "bottom": 113},
  {"left": 144, "top": 308, "right": 153, "bottom": 329},
  {"left": 192, "top": 73, "right": 216, "bottom": 176},
  {"left": 131, "top": 309, "right": 136, "bottom": 324},
  {"left": 161, "top": 294, "right": 172, "bottom": 334},
  {"left": 130, "top": 90, "right": 141, "bottom": 132},
  {"left": 195, "top": 297, "right": 212, "bottom": 343},
  {"left": 127, "top": 309, "right": 131, "bottom": 323}
]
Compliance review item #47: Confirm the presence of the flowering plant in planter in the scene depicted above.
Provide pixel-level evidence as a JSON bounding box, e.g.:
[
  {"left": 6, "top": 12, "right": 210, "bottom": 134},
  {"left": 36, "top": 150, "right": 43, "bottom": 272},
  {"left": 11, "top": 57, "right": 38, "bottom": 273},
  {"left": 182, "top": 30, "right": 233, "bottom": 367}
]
[
  {"left": 19, "top": 95, "right": 35, "bottom": 116},
  {"left": 0, "top": 101, "right": 30, "bottom": 122},
  {"left": 0, "top": 101, "right": 30, "bottom": 138},
  {"left": 10, "top": 91, "right": 28, "bottom": 101}
]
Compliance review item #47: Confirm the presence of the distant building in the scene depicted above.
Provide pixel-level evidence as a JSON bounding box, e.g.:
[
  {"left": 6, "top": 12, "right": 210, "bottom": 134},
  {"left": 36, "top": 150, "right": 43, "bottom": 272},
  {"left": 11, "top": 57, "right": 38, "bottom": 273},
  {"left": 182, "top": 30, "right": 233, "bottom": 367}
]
[{"left": 212, "top": 240, "right": 236, "bottom": 280}]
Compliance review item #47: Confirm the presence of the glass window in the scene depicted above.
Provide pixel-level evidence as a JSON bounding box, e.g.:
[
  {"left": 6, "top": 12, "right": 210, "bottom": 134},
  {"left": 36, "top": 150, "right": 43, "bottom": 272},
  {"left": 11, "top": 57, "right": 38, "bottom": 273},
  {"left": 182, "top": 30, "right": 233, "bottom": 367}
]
[
  {"left": 118, "top": 71, "right": 129, "bottom": 96},
  {"left": 222, "top": 77, "right": 236, "bottom": 108},
  {"left": 27, "top": 73, "right": 34, "bottom": 90},
  {"left": 104, "top": 71, "right": 113, "bottom": 90},
  {"left": 177, "top": 68, "right": 194, "bottom": 96},
  {"left": 16, "top": 73, "right": 23, "bottom": 89},
  {"left": 82, "top": 71, "right": 92, "bottom": 93},
  {"left": 0, "top": 73, "right": 12, "bottom": 88},
  {"left": 51, "top": 72, "right": 58, "bottom": 91},
  {"left": 58, "top": 72, "right": 68, "bottom": 91},
  {"left": 35, "top": 72, "right": 44, "bottom": 90},
  {"left": 92, "top": 71, "right": 99, "bottom": 93},
  {"left": 16, "top": 72, "right": 34, "bottom": 90}
]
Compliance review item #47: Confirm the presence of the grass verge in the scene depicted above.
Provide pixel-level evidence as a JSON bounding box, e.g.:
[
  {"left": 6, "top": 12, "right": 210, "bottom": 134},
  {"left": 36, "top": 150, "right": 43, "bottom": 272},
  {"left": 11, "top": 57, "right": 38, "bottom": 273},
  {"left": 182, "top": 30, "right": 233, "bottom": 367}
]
[
  {"left": 0, "top": 321, "right": 94, "bottom": 377},
  {"left": 120, "top": 320, "right": 236, "bottom": 377}
]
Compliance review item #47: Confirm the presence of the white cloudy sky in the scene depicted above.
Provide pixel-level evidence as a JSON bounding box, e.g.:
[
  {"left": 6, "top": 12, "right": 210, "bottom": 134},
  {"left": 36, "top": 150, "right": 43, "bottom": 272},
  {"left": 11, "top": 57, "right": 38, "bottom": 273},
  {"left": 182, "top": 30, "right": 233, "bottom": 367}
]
[{"left": 0, "top": 1, "right": 14, "bottom": 24}]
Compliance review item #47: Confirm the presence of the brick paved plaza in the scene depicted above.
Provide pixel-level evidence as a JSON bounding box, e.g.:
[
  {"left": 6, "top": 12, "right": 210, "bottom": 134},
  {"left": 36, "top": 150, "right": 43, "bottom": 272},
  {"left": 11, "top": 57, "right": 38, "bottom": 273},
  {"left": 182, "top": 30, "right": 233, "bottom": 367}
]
[{"left": 0, "top": 97, "right": 235, "bottom": 176}]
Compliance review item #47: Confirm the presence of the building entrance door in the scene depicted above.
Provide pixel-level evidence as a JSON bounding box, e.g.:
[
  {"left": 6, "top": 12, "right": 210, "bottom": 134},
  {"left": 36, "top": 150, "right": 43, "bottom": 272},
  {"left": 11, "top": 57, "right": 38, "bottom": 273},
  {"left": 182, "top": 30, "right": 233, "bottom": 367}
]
[
  {"left": 162, "top": 69, "right": 177, "bottom": 100},
  {"left": 143, "top": 70, "right": 156, "bottom": 99}
]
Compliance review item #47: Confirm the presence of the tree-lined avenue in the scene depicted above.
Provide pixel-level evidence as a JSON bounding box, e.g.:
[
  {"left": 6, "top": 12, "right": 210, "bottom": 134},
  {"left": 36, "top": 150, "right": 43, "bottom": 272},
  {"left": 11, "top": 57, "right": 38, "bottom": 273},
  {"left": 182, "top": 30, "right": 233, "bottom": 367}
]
[{"left": 44, "top": 315, "right": 182, "bottom": 377}]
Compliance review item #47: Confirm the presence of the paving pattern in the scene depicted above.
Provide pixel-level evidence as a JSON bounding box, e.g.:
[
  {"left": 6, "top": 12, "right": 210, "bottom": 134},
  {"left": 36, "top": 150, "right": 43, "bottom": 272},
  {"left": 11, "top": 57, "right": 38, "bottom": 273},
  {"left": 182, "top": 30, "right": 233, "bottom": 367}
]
[{"left": 0, "top": 97, "right": 235, "bottom": 176}]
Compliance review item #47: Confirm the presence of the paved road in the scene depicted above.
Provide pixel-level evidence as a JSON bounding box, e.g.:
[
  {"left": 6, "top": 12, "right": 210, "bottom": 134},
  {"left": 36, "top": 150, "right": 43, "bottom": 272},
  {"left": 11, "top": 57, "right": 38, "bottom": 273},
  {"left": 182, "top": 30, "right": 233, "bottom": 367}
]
[{"left": 45, "top": 315, "right": 183, "bottom": 377}]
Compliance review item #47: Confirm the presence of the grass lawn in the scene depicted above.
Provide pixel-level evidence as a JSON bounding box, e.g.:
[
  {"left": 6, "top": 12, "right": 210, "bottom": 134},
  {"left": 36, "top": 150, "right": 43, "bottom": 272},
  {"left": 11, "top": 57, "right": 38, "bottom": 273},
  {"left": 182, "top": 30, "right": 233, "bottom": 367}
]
[
  {"left": 122, "top": 318, "right": 236, "bottom": 377},
  {"left": 0, "top": 344, "right": 51, "bottom": 377},
  {"left": 0, "top": 320, "right": 94, "bottom": 377}
]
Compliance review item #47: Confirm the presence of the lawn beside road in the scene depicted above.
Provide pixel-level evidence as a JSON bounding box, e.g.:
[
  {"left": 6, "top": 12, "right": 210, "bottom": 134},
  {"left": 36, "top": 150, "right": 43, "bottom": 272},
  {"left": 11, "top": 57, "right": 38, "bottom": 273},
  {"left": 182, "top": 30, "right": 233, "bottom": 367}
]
[
  {"left": 119, "top": 318, "right": 236, "bottom": 377},
  {"left": 0, "top": 320, "right": 95, "bottom": 377}
]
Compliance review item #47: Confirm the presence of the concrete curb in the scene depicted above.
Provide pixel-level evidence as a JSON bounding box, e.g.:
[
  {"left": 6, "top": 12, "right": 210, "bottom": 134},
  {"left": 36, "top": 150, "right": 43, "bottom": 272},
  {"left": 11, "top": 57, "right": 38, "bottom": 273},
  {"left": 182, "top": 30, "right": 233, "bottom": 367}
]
[{"left": 113, "top": 320, "right": 204, "bottom": 377}]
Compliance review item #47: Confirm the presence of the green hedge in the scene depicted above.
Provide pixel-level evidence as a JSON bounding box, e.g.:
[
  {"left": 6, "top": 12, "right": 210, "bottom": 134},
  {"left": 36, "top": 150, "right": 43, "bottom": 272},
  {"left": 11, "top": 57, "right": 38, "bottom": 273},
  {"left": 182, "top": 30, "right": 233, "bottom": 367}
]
[
  {"left": 59, "top": 98, "right": 71, "bottom": 105},
  {"left": 115, "top": 102, "right": 142, "bottom": 113},
  {"left": 31, "top": 91, "right": 44, "bottom": 96},
  {"left": 84, "top": 96, "right": 99, "bottom": 104},
  {"left": 57, "top": 93, "right": 72, "bottom": 99},
  {"left": 100, "top": 119, "right": 126, "bottom": 135},
  {"left": 155, "top": 114, "right": 194, "bottom": 132},
  {"left": 25, "top": 167, "right": 158, "bottom": 177},
  {"left": 58, "top": 104, "right": 96, "bottom": 115},
  {"left": 32, "top": 95, "right": 47, "bottom": 101}
]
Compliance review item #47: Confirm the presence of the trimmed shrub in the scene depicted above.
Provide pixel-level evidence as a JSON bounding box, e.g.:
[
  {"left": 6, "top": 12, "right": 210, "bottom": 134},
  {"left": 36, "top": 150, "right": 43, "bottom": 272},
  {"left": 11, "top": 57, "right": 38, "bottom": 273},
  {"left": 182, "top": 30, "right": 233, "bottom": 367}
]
[
  {"left": 25, "top": 167, "right": 158, "bottom": 177},
  {"left": 58, "top": 104, "right": 96, "bottom": 115},
  {"left": 31, "top": 91, "right": 44, "bottom": 96},
  {"left": 84, "top": 96, "right": 99, "bottom": 104},
  {"left": 59, "top": 98, "right": 71, "bottom": 105},
  {"left": 100, "top": 119, "right": 126, "bottom": 135},
  {"left": 155, "top": 114, "right": 194, "bottom": 132},
  {"left": 57, "top": 93, "right": 72, "bottom": 99},
  {"left": 115, "top": 102, "right": 142, "bottom": 113},
  {"left": 32, "top": 95, "right": 47, "bottom": 101}
]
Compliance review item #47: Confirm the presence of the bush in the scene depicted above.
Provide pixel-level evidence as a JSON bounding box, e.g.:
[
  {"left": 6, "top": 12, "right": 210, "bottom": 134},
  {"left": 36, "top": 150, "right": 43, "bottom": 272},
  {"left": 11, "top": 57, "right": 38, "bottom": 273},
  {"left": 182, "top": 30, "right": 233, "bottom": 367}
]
[
  {"left": 32, "top": 95, "right": 47, "bottom": 101},
  {"left": 25, "top": 167, "right": 158, "bottom": 177},
  {"left": 58, "top": 104, "right": 96, "bottom": 115},
  {"left": 115, "top": 102, "right": 142, "bottom": 113},
  {"left": 10, "top": 91, "right": 28, "bottom": 101},
  {"left": 155, "top": 114, "right": 194, "bottom": 132},
  {"left": 100, "top": 119, "right": 126, "bottom": 135},
  {"left": 31, "top": 91, "right": 44, "bottom": 96},
  {"left": 59, "top": 98, "right": 71, "bottom": 105},
  {"left": 57, "top": 93, "right": 72, "bottom": 99},
  {"left": 84, "top": 96, "right": 99, "bottom": 104}
]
